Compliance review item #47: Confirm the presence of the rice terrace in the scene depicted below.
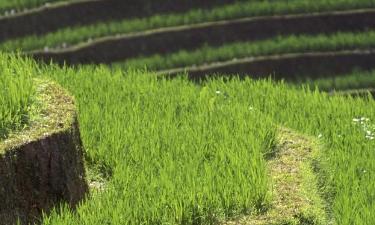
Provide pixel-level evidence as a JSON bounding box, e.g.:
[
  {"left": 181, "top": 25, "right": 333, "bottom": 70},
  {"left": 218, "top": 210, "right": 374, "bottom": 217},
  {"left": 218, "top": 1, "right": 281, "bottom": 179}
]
[{"left": 0, "top": 0, "right": 375, "bottom": 224}]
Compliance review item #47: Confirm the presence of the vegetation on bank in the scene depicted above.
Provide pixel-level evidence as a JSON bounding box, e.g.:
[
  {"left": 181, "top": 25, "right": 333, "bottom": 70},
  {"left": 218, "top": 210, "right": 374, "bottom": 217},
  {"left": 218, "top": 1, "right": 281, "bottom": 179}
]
[
  {"left": 0, "top": 53, "right": 35, "bottom": 139},
  {"left": 303, "top": 69, "right": 375, "bottom": 91}
]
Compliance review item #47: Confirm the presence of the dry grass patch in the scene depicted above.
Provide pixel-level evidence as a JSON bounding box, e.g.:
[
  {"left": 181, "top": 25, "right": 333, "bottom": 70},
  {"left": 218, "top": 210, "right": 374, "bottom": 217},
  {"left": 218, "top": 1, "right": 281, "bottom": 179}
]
[{"left": 222, "top": 127, "right": 327, "bottom": 225}]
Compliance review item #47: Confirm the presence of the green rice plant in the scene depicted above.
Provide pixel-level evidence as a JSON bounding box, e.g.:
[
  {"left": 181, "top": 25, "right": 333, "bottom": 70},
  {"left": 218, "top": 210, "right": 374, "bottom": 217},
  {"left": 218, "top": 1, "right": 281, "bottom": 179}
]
[
  {"left": 37, "top": 64, "right": 277, "bottom": 224},
  {"left": 34, "top": 63, "right": 375, "bottom": 224},
  {"left": 0, "top": 53, "right": 35, "bottom": 139},
  {"left": 112, "top": 30, "right": 375, "bottom": 71},
  {"left": 38, "top": 64, "right": 374, "bottom": 224},
  {"left": 3, "top": 53, "right": 375, "bottom": 224},
  {"left": 210, "top": 77, "right": 375, "bottom": 224},
  {"left": 0, "top": 0, "right": 66, "bottom": 15},
  {"left": 302, "top": 69, "right": 375, "bottom": 91},
  {"left": 1, "top": 0, "right": 374, "bottom": 51}
]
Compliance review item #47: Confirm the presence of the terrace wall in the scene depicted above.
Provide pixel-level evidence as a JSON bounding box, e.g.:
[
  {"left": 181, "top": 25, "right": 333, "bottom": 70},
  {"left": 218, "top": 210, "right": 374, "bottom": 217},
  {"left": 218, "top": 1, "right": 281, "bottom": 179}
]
[{"left": 0, "top": 81, "right": 88, "bottom": 225}]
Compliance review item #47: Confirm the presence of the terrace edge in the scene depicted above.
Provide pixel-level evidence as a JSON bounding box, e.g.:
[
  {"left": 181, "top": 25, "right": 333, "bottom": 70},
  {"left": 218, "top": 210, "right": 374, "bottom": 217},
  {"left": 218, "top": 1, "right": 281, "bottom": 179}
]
[{"left": 0, "top": 79, "right": 88, "bottom": 225}]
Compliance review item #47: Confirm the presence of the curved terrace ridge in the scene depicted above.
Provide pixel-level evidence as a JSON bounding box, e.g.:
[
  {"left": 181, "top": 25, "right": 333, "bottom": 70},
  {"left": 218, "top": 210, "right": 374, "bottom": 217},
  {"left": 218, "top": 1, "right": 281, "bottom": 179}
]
[
  {"left": 29, "top": 8, "right": 375, "bottom": 65},
  {"left": 155, "top": 49, "right": 375, "bottom": 81},
  {"left": 0, "top": 79, "right": 88, "bottom": 225},
  {"left": 0, "top": 0, "right": 235, "bottom": 41}
]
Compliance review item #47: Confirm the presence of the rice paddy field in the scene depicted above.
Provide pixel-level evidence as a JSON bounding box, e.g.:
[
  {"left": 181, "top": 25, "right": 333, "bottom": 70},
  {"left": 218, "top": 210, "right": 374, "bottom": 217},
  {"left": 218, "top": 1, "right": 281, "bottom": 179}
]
[
  {"left": 0, "top": 54, "right": 35, "bottom": 139},
  {"left": 1, "top": 55, "right": 372, "bottom": 225},
  {"left": 43, "top": 64, "right": 277, "bottom": 225},
  {"left": 1, "top": 0, "right": 375, "bottom": 224},
  {"left": 0, "top": 0, "right": 374, "bottom": 52}
]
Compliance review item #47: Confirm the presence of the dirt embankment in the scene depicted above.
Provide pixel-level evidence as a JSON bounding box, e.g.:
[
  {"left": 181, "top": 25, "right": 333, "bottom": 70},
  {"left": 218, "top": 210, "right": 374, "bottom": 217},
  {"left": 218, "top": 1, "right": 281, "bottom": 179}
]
[
  {"left": 30, "top": 9, "right": 375, "bottom": 65},
  {"left": 0, "top": 80, "right": 88, "bottom": 225}
]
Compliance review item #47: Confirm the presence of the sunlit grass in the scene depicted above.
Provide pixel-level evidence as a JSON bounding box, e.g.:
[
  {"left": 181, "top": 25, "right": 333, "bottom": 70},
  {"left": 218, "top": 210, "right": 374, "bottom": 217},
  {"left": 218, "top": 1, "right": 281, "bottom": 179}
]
[
  {"left": 1, "top": 53, "right": 375, "bottom": 224},
  {"left": 0, "top": 53, "right": 35, "bottom": 139},
  {"left": 38, "top": 64, "right": 277, "bottom": 224},
  {"left": 45, "top": 65, "right": 375, "bottom": 225}
]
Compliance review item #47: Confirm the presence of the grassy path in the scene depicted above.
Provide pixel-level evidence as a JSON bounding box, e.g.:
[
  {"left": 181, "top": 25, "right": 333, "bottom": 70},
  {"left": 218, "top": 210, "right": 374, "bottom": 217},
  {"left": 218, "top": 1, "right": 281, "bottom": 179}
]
[{"left": 223, "top": 128, "right": 327, "bottom": 225}]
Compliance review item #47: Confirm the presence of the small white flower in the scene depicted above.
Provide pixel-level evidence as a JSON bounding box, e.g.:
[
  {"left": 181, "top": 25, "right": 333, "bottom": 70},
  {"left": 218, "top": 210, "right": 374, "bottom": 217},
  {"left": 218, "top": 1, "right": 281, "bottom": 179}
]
[
  {"left": 215, "top": 90, "right": 221, "bottom": 94},
  {"left": 353, "top": 118, "right": 360, "bottom": 122},
  {"left": 318, "top": 134, "right": 323, "bottom": 139}
]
